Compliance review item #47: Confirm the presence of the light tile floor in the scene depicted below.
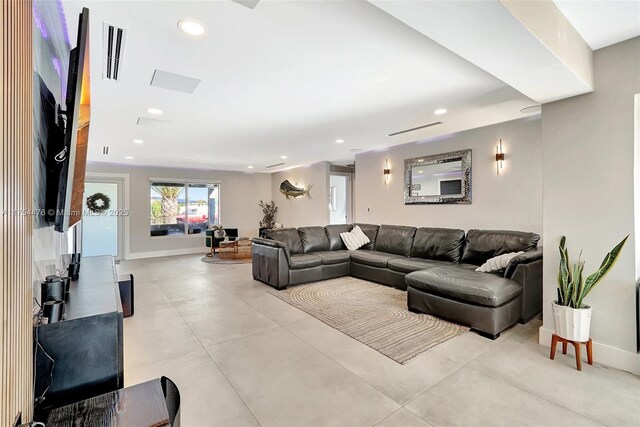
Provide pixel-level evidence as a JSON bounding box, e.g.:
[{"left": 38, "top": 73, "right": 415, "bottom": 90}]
[{"left": 119, "top": 255, "right": 640, "bottom": 427}]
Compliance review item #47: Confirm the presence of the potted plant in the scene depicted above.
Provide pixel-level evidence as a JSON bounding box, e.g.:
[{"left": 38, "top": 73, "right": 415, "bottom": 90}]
[
  {"left": 211, "top": 225, "right": 226, "bottom": 239},
  {"left": 259, "top": 200, "right": 277, "bottom": 236},
  {"left": 553, "top": 235, "right": 628, "bottom": 341}
]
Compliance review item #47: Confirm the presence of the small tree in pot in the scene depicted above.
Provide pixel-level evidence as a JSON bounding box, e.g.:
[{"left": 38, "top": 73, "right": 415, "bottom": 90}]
[
  {"left": 259, "top": 200, "right": 277, "bottom": 230},
  {"left": 553, "top": 235, "right": 628, "bottom": 341}
]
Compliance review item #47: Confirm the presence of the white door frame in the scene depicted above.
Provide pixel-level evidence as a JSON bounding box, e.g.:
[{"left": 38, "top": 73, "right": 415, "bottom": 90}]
[
  {"left": 329, "top": 172, "right": 353, "bottom": 224},
  {"left": 85, "top": 172, "right": 130, "bottom": 260}
]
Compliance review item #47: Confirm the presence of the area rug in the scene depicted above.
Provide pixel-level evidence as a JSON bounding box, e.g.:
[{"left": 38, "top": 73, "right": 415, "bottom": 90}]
[
  {"left": 200, "top": 255, "right": 252, "bottom": 265},
  {"left": 268, "top": 277, "right": 466, "bottom": 364}
]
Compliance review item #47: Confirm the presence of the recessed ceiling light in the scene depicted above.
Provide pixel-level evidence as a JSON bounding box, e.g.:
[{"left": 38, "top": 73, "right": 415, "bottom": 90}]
[
  {"left": 520, "top": 105, "right": 541, "bottom": 114},
  {"left": 133, "top": 139, "right": 144, "bottom": 144},
  {"left": 247, "top": 165, "right": 254, "bottom": 169},
  {"left": 335, "top": 139, "right": 345, "bottom": 144},
  {"left": 434, "top": 108, "right": 447, "bottom": 115},
  {"left": 280, "top": 155, "right": 288, "bottom": 159},
  {"left": 147, "top": 108, "right": 162, "bottom": 115},
  {"left": 177, "top": 19, "right": 207, "bottom": 37},
  {"left": 418, "top": 170, "right": 424, "bottom": 173},
  {"left": 125, "top": 156, "right": 133, "bottom": 160}
]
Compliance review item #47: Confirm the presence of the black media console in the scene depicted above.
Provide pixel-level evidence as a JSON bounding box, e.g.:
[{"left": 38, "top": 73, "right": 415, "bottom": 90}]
[{"left": 34, "top": 255, "right": 124, "bottom": 420}]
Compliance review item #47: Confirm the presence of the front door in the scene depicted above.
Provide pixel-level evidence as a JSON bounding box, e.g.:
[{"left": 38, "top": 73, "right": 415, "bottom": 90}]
[{"left": 82, "top": 178, "right": 124, "bottom": 260}]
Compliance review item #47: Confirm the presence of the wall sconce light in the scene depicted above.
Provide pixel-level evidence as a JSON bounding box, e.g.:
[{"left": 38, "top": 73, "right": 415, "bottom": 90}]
[
  {"left": 383, "top": 159, "right": 390, "bottom": 184},
  {"left": 496, "top": 139, "right": 505, "bottom": 175}
]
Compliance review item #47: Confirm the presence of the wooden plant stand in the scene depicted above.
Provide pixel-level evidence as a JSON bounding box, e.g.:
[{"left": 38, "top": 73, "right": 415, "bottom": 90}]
[{"left": 549, "top": 334, "right": 593, "bottom": 371}]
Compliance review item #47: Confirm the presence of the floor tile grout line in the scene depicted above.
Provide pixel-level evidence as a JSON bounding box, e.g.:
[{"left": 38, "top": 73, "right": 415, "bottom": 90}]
[
  {"left": 168, "top": 289, "right": 264, "bottom": 427},
  {"left": 271, "top": 325, "right": 403, "bottom": 417},
  {"left": 370, "top": 407, "right": 405, "bottom": 427},
  {"left": 277, "top": 319, "right": 405, "bottom": 403},
  {"left": 464, "top": 365, "right": 608, "bottom": 426}
]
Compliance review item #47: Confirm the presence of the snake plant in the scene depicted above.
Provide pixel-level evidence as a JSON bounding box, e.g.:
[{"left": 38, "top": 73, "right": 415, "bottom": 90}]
[{"left": 556, "top": 235, "right": 628, "bottom": 308}]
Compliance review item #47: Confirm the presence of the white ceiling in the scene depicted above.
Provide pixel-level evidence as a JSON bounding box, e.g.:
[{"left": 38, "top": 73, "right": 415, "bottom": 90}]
[
  {"left": 62, "top": 0, "right": 541, "bottom": 172},
  {"left": 64, "top": 0, "right": 639, "bottom": 173},
  {"left": 553, "top": 0, "right": 640, "bottom": 50}
]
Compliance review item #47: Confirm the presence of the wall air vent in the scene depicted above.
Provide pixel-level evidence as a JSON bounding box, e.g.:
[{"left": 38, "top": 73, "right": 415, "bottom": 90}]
[
  {"left": 388, "top": 121, "right": 442, "bottom": 137},
  {"left": 102, "top": 22, "right": 127, "bottom": 81},
  {"left": 266, "top": 162, "right": 285, "bottom": 169},
  {"left": 102, "top": 146, "right": 110, "bottom": 155},
  {"left": 231, "top": 0, "right": 261, "bottom": 9}
]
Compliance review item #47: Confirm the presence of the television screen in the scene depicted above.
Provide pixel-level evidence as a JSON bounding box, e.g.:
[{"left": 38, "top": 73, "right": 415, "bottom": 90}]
[{"left": 55, "top": 8, "right": 90, "bottom": 233}]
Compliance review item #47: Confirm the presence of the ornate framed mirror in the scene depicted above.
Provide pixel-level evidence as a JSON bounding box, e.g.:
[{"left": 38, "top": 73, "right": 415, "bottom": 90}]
[{"left": 403, "top": 149, "right": 472, "bottom": 204}]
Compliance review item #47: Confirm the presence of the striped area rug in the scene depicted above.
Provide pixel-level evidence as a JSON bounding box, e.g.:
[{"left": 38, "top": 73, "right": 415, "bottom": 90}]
[{"left": 268, "top": 277, "right": 466, "bottom": 364}]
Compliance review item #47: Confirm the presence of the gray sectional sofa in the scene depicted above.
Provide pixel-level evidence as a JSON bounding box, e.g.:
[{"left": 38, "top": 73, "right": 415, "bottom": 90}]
[{"left": 251, "top": 224, "right": 542, "bottom": 339}]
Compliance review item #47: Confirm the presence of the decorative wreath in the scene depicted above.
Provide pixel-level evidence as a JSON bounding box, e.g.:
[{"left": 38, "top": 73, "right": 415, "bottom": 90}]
[{"left": 86, "top": 192, "right": 111, "bottom": 213}]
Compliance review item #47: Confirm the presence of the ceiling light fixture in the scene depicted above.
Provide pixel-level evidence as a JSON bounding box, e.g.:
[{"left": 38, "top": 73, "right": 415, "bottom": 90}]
[
  {"left": 146, "top": 108, "right": 162, "bottom": 115},
  {"left": 280, "top": 155, "right": 288, "bottom": 159},
  {"left": 125, "top": 156, "right": 133, "bottom": 160},
  {"left": 133, "top": 139, "right": 144, "bottom": 144},
  {"left": 177, "top": 19, "right": 207, "bottom": 37},
  {"left": 434, "top": 108, "right": 447, "bottom": 115},
  {"left": 247, "top": 165, "right": 254, "bottom": 169},
  {"left": 335, "top": 139, "right": 345, "bottom": 144},
  {"left": 520, "top": 105, "right": 541, "bottom": 114}
]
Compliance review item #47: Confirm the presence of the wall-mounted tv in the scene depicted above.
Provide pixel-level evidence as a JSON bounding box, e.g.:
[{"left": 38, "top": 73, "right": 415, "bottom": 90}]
[{"left": 55, "top": 7, "right": 90, "bottom": 233}]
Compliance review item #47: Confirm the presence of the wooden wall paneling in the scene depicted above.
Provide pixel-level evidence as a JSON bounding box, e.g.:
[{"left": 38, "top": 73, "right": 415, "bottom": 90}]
[{"left": 1, "top": 0, "right": 34, "bottom": 424}]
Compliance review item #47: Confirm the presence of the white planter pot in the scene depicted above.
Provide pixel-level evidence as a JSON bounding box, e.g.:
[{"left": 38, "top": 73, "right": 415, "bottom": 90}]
[{"left": 552, "top": 302, "right": 592, "bottom": 342}]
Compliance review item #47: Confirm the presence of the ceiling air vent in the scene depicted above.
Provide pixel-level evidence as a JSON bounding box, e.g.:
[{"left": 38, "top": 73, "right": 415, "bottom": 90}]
[
  {"left": 102, "top": 22, "right": 127, "bottom": 81},
  {"left": 388, "top": 121, "right": 442, "bottom": 137},
  {"left": 266, "top": 162, "right": 285, "bottom": 169},
  {"left": 102, "top": 146, "right": 110, "bottom": 155}
]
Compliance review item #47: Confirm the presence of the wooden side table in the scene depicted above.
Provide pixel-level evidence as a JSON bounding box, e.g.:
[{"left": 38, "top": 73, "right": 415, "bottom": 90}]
[
  {"left": 219, "top": 240, "right": 238, "bottom": 259},
  {"left": 549, "top": 334, "right": 593, "bottom": 371}
]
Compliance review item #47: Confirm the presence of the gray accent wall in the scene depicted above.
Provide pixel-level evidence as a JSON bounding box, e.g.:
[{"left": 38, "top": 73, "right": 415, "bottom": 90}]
[
  {"left": 542, "top": 37, "right": 640, "bottom": 368},
  {"left": 354, "top": 117, "right": 543, "bottom": 236},
  {"left": 86, "top": 163, "right": 271, "bottom": 257}
]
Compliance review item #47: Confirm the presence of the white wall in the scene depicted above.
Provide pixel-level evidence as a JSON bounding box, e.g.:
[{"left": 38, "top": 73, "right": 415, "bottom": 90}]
[
  {"left": 271, "top": 161, "right": 330, "bottom": 227},
  {"left": 541, "top": 37, "right": 640, "bottom": 373},
  {"left": 86, "top": 163, "right": 271, "bottom": 258},
  {"left": 354, "top": 117, "right": 543, "bottom": 236}
]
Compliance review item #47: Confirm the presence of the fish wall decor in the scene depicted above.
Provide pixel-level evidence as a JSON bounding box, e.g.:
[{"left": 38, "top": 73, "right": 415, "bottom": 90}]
[{"left": 279, "top": 180, "right": 312, "bottom": 199}]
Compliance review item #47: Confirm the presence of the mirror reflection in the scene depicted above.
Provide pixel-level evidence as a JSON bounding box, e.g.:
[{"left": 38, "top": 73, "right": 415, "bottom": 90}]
[{"left": 410, "top": 160, "right": 463, "bottom": 197}]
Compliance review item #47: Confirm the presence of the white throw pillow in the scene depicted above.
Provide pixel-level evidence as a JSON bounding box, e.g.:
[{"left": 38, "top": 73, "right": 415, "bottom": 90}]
[
  {"left": 475, "top": 251, "right": 524, "bottom": 273},
  {"left": 340, "top": 226, "right": 370, "bottom": 251}
]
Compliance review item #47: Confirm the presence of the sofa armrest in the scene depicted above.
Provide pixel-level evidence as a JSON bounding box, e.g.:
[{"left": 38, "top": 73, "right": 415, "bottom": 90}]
[
  {"left": 252, "top": 237, "right": 291, "bottom": 262},
  {"left": 251, "top": 238, "right": 291, "bottom": 289},
  {"left": 504, "top": 247, "right": 543, "bottom": 278},
  {"left": 505, "top": 247, "right": 543, "bottom": 322}
]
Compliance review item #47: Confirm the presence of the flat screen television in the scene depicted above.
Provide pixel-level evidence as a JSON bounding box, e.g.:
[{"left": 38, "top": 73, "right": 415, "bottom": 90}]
[{"left": 55, "top": 7, "right": 90, "bottom": 233}]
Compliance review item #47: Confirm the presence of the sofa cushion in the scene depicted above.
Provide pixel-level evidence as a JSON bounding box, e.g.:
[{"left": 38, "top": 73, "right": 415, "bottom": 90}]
[
  {"left": 387, "top": 257, "right": 454, "bottom": 274},
  {"left": 461, "top": 229, "right": 540, "bottom": 266},
  {"left": 325, "top": 224, "right": 352, "bottom": 251},
  {"left": 312, "top": 250, "right": 351, "bottom": 265},
  {"left": 411, "top": 228, "right": 465, "bottom": 262},
  {"left": 374, "top": 225, "right": 417, "bottom": 257},
  {"left": 289, "top": 253, "right": 323, "bottom": 269},
  {"left": 405, "top": 266, "right": 522, "bottom": 307},
  {"left": 350, "top": 250, "right": 402, "bottom": 268},
  {"left": 354, "top": 223, "right": 379, "bottom": 250},
  {"left": 298, "top": 226, "right": 330, "bottom": 253},
  {"left": 264, "top": 228, "right": 303, "bottom": 255}
]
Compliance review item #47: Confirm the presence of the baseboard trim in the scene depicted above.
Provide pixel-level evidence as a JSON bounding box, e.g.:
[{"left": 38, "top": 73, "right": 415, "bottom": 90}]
[
  {"left": 126, "top": 247, "right": 206, "bottom": 260},
  {"left": 539, "top": 326, "right": 639, "bottom": 375}
]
